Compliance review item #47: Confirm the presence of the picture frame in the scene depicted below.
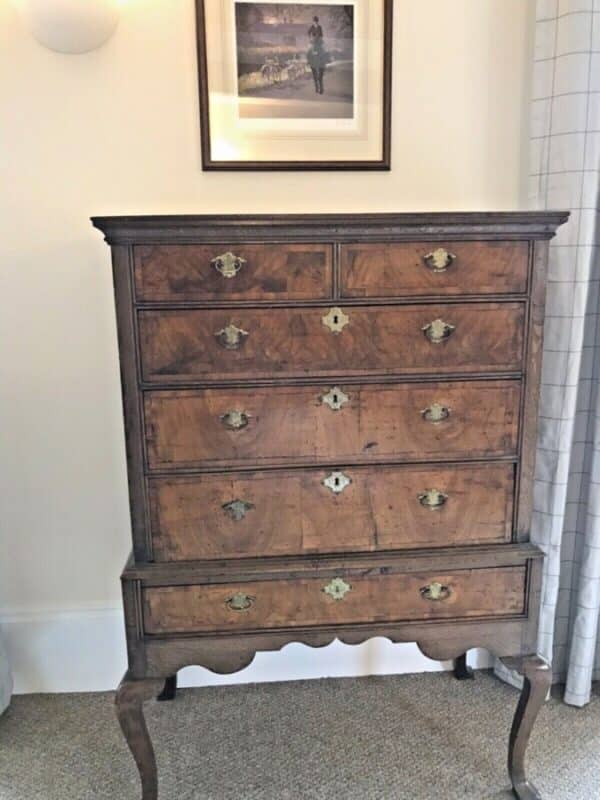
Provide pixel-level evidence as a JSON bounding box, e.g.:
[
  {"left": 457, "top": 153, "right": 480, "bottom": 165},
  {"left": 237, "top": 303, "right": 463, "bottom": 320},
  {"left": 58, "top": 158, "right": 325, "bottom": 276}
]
[{"left": 195, "top": 0, "right": 393, "bottom": 170}]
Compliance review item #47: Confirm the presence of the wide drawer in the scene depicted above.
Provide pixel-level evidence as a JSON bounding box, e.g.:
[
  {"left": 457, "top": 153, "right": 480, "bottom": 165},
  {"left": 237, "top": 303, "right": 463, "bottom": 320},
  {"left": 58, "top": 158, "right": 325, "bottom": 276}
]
[
  {"left": 138, "top": 302, "right": 526, "bottom": 383},
  {"left": 340, "top": 241, "right": 529, "bottom": 297},
  {"left": 142, "top": 566, "right": 527, "bottom": 634},
  {"left": 148, "top": 463, "right": 514, "bottom": 561},
  {"left": 144, "top": 380, "right": 521, "bottom": 470},
  {"left": 134, "top": 243, "right": 333, "bottom": 302}
]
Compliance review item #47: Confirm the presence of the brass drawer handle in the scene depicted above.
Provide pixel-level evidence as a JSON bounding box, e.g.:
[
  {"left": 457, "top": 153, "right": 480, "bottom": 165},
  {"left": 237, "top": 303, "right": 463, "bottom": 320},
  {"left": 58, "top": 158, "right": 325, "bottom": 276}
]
[
  {"left": 322, "top": 471, "right": 352, "bottom": 494},
  {"left": 322, "top": 306, "right": 349, "bottom": 334},
  {"left": 421, "top": 403, "right": 450, "bottom": 423},
  {"left": 321, "top": 387, "right": 349, "bottom": 411},
  {"left": 220, "top": 410, "right": 250, "bottom": 430},
  {"left": 211, "top": 251, "right": 246, "bottom": 279},
  {"left": 323, "top": 577, "right": 352, "bottom": 601},
  {"left": 222, "top": 499, "right": 254, "bottom": 521},
  {"left": 418, "top": 489, "right": 448, "bottom": 510},
  {"left": 423, "top": 248, "right": 456, "bottom": 272},
  {"left": 420, "top": 582, "right": 451, "bottom": 602},
  {"left": 226, "top": 593, "right": 255, "bottom": 612},
  {"left": 215, "top": 323, "right": 249, "bottom": 350},
  {"left": 422, "top": 318, "right": 456, "bottom": 344}
]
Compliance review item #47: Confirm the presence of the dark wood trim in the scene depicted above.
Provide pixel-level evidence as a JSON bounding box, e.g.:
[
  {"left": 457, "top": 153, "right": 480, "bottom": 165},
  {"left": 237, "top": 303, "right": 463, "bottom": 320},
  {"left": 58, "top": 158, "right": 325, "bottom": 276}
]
[
  {"left": 123, "top": 542, "right": 543, "bottom": 584},
  {"left": 110, "top": 246, "right": 152, "bottom": 561},
  {"left": 515, "top": 240, "right": 549, "bottom": 541},
  {"left": 501, "top": 654, "right": 552, "bottom": 800},
  {"left": 138, "top": 372, "right": 524, "bottom": 392},
  {"left": 194, "top": 1, "right": 393, "bottom": 171},
  {"left": 135, "top": 619, "right": 533, "bottom": 678},
  {"left": 195, "top": 0, "right": 211, "bottom": 174},
  {"left": 92, "top": 212, "right": 570, "bottom": 245},
  {"left": 143, "top": 456, "right": 519, "bottom": 481}
]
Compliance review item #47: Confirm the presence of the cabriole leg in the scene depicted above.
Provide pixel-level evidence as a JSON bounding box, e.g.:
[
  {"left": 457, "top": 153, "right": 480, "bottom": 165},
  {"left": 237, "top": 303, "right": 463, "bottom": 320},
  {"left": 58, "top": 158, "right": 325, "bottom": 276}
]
[
  {"left": 157, "top": 674, "right": 178, "bottom": 702},
  {"left": 116, "top": 672, "right": 165, "bottom": 800},
  {"left": 453, "top": 652, "right": 474, "bottom": 680},
  {"left": 502, "top": 655, "right": 551, "bottom": 800}
]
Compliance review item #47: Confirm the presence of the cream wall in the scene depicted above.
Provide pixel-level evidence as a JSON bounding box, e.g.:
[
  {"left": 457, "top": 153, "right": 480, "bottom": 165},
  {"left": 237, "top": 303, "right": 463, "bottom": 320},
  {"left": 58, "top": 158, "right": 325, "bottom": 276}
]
[{"left": 0, "top": 0, "right": 536, "bottom": 691}]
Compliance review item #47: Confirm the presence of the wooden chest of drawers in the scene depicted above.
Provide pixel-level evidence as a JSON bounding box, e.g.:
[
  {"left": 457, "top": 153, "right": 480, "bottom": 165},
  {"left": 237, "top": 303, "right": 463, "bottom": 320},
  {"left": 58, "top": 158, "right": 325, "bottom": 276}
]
[{"left": 93, "top": 212, "right": 568, "bottom": 800}]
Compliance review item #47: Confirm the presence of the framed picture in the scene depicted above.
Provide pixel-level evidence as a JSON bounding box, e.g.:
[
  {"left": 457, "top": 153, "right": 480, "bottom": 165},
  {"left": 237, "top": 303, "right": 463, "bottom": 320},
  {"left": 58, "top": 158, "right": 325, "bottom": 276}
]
[{"left": 195, "top": 0, "right": 393, "bottom": 170}]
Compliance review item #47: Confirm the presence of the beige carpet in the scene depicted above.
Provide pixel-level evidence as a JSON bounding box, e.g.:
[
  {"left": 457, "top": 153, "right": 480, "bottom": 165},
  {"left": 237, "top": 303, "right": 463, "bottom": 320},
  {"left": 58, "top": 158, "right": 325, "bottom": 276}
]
[{"left": 1, "top": 672, "right": 599, "bottom": 800}]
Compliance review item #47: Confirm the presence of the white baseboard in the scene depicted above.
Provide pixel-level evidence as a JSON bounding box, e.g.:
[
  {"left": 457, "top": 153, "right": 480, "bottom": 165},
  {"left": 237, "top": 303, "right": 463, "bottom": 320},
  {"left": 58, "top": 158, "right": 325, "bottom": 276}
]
[{"left": 1, "top": 608, "right": 493, "bottom": 695}]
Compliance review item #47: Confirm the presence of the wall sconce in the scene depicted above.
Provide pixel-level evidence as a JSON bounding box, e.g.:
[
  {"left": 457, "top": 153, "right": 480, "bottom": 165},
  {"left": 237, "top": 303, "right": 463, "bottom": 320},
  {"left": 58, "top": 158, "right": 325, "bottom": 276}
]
[{"left": 13, "top": 0, "right": 121, "bottom": 54}]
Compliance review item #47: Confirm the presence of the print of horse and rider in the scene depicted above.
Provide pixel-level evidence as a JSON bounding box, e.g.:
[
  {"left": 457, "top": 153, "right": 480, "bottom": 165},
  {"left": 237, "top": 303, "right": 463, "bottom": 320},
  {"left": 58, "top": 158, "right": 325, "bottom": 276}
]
[
  {"left": 307, "top": 15, "right": 328, "bottom": 94},
  {"left": 260, "top": 15, "right": 329, "bottom": 96},
  {"left": 236, "top": 4, "right": 354, "bottom": 120}
]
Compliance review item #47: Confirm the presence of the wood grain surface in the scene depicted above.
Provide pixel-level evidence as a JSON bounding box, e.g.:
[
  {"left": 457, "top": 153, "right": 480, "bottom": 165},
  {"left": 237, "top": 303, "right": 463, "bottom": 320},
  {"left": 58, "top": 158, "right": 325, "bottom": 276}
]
[
  {"left": 148, "top": 462, "right": 515, "bottom": 561},
  {"left": 340, "top": 241, "right": 529, "bottom": 297},
  {"left": 134, "top": 243, "right": 333, "bottom": 302},
  {"left": 138, "top": 302, "right": 526, "bottom": 382},
  {"left": 144, "top": 380, "right": 521, "bottom": 470},
  {"left": 143, "top": 566, "right": 527, "bottom": 634}
]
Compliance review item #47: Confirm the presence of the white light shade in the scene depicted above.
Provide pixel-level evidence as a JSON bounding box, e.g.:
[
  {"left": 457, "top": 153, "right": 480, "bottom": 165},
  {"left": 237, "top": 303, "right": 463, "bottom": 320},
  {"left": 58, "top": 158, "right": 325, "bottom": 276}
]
[{"left": 14, "top": 0, "right": 120, "bottom": 54}]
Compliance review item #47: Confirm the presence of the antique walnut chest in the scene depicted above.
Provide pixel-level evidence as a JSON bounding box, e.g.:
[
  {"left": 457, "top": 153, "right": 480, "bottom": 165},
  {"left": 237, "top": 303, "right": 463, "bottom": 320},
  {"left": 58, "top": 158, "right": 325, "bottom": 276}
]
[{"left": 93, "top": 212, "right": 568, "bottom": 800}]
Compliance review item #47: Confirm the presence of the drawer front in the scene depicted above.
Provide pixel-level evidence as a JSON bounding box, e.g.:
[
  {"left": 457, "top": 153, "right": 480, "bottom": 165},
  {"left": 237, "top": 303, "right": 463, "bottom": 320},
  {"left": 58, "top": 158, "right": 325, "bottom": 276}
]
[
  {"left": 149, "top": 463, "right": 514, "bottom": 561},
  {"left": 340, "top": 241, "right": 529, "bottom": 298},
  {"left": 143, "top": 566, "right": 527, "bottom": 634},
  {"left": 138, "top": 303, "right": 525, "bottom": 383},
  {"left": 144, "top": 380, "right": 521, "bottom": 470},
  {"left": 134, "top": 243, "right": 333, "bottom": 302}
]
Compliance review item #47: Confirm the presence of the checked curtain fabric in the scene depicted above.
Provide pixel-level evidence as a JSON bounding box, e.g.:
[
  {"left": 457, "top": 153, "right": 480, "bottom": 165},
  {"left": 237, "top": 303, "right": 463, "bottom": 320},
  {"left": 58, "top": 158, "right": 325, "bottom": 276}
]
[{"left": 498, "top": 0, "right": 600, "bottom": 707}]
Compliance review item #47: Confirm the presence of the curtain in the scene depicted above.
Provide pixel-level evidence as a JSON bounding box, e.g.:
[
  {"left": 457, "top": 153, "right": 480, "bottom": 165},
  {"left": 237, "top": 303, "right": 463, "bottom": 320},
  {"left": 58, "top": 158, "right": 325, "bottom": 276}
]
[
  {"left": 0, "top": 629, "right": 12, "bottom": 714},
  {"left": 498, "top": 0, "right": 600, "bottom": 707}
]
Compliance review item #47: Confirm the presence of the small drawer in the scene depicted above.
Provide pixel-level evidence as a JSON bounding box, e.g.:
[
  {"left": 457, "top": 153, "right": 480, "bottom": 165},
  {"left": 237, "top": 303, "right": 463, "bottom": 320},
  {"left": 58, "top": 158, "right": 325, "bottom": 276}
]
[
  {"left": 148, "top": 463, "right": 514, "bottom": 562},
  {"left": 143, "top": 379, "right": 521, "bottom": 470},
  {"left": 138, "top": 302, "right": 526, "bottom": 383},
  {"left": 340, "top": 241, "right": 529, "bottom": 298},
  {"left": 133, "top": 243, "right": 333, "bottom": 302},
  {"left": 142, "top": 566, "right": 527, "bottom": 635}
]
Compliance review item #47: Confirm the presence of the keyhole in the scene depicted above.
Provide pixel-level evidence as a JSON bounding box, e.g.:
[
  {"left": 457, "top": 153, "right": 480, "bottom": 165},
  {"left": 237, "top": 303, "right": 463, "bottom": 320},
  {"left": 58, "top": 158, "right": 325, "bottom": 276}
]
[
  {"left": 333, "top": 314, "right": 339, "bottom": 325},
  {"left": 332, "top": 393, "right": 338, "bottom": 405},
  {"left": 334, "top": 476, "right": 340, "bottom": 488}
]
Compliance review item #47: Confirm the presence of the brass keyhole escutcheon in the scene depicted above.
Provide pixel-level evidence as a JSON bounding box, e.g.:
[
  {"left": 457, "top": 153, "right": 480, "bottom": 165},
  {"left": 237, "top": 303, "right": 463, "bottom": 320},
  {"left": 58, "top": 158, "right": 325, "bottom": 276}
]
[
  {"left": 323, "top": 577, "right": 352, "bottom": 601},
  {"left": 418, "top": 489, "right": 448, "bottom": 510},
  {"left": 226, "top": 593, "right": 255, "bottom": 612},
  {"left": 322, "top": 307, "right": 349, "bottom": 334},
  {"left": 421, "top": 403, "right": 450, "bottom": 423},
  {"left": 321, "top": 387, "right": 349, "bottom": 411},
  {"left": 215, "top": 324, "right": 249, "bottom": 350},
  {"left": 211, "top": 252, "right": 246, "bottom": 279},
  {"left": 423, "top": 248, "right": 456, "bottom": 272},
  {"left": 322, "top": 471, "right": 352, "bottom": 494},
  {"left": 422, "top": 319, "right": 456, "bottom": 344},
  {"left": 420, "top": 582, "right": 451, "bottom": 602}
]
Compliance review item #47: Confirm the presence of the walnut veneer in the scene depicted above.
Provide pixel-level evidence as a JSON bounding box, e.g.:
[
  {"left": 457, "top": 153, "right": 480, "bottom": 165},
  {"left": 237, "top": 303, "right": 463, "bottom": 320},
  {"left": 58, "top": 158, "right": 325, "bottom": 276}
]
[{"left": 93, "top": 212, "right": 568, "bottom": 800}]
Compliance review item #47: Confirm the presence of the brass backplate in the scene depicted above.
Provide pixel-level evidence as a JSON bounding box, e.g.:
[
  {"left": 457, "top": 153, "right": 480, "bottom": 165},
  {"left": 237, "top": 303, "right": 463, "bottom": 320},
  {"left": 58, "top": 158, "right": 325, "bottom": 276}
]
[
  {"left": 422, "top": 318, "right": 456, "bottom": 344},
  {"left": 226, "top": 593, "right": 255, "bottom": 611},
  {"left": 421, "top": 403, "right": 450, "bottom": 423},
  {"left": 220, "top": 410, "right": 250, "bottom": 430},
  {"left": 420, "top": 582, "right": 451, "bottom": 602},
  {"left": 418, "top": 489, "right": 448, "bottom": 510},
  {"left": 215, "top": 324, "right": 249, "bottom": 350},
  {"left": 211, "top": 251, "right": 246, "bottom": 278},
  {"left": 423, "top": 248, "right": 456, "bottom": 272},
  {"left": 222, "top": 499, "right": 254, "bottom": 521}
]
